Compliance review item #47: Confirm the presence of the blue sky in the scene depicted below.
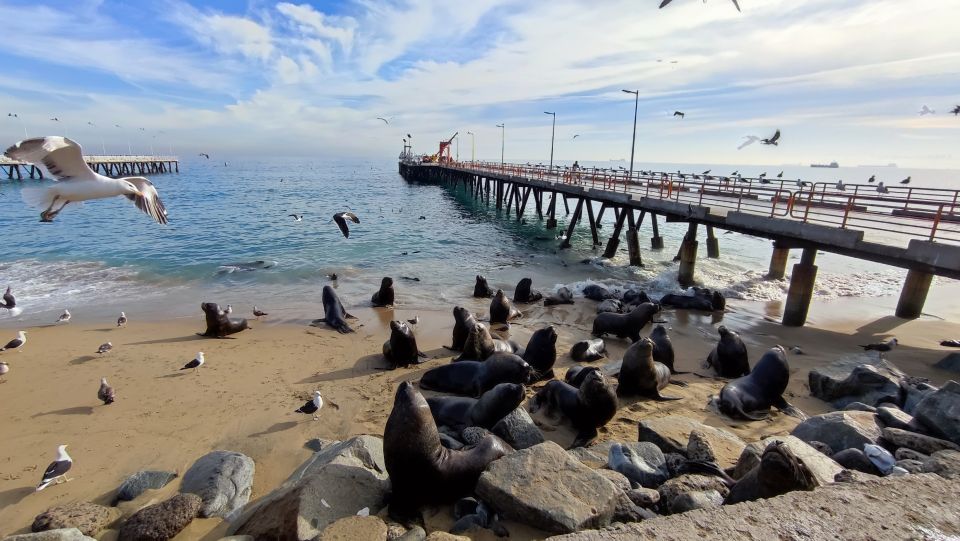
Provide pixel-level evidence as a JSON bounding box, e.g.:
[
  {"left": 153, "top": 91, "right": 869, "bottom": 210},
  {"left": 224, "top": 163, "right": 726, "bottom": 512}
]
[{"left": 0, "top": 0, "right": 958, "bottom": 167}]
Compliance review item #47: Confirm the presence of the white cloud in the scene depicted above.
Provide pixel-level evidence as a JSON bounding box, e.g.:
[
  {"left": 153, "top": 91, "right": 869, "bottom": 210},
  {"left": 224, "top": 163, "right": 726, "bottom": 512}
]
[
  {"left": 276, "top": 2, "right": 355, "bottom": 53},
  {"left": 173, "top": 5, "right": 275, "bottom": 61}
]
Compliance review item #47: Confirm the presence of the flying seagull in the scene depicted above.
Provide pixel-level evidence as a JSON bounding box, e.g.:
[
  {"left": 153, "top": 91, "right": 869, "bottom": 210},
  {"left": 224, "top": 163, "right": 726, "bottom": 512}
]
[
  {"left": 951, "top": 105, "right": 960, "bottom": 116},
  {"left": 918, "top": 105, "right": 935, "bottom": 116},
  {"left": 376, "top": 117, "right": 390, "bottom": 125},
  {"left": 1, "top": 286, "right": 15, "bottom": 310},
  {"left": 737, "top": 136, "right": 761, "bottom": 150},
  {"left": 1, "top": 331, "right": 26, "bottom": 352},
  {"left": 900, "top": 176, "right": 911, "bottom": 185},
  {"left": 4, "top": 137, "right": 168, "bottom": 223},
  {"left": 198, "top": 153, "right": 210, "bottom": 159},
  {"left": 868, "top": 175, "right": 876, "bottom": 183},
  {"left": 253, "top": 306, "right": 268, "bottom": 318},
  {"left": 673, "top": 111, "right": 685, "bottom": 118},
  {"left": 181, "top": 352, "right": 204, "bottom": 373},
  {"left": 117, "top": 312, "right": 127, "bottom": 327},
  {"left": 777, "top": 171, "right": 784, "bottom": 178},
  {"left": 36, "top": 445, "right": 72, "bottom": 491},
  {"left": 572, "top": 134, "right": 580, "bottom": 139},
  {"left": 98, "top": 377, "right": 116, "bottom": 404},
  {"left": 295, "top": 390, "right": 323, "bottom": 420},
  {"left": 659, "top": 0, "right": 741, "bottom": 12},
  {"left": 55, "top": 309, "right": 71, "bottom": 324},
  {"left": 289, "top": 213, "right": 303, "bottom": 222},
  {"left": 333, "top": 211, "right": 360, "bottom": 238},
  {"left": 96, "top": 342, "right": 113, "bottom": 355},
  {"left": 761, "top": 129, "right": 781, "bottom": 146}
]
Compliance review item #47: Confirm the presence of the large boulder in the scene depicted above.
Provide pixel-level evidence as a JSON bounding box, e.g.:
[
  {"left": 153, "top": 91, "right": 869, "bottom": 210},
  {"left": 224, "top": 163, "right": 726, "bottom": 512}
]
[
  {"left": 492, "top": 407, "right": 544, "bottom": 449},
  {"left": 320, "top": 516, "right": 388, "bottom": 541},
  {"left": 657, "top": 474, "right": 729, "bottom": 515},
  {"left": 476, "top": 441, "right": 619, "bottom": 534},
  {"left": 740, "top": 435, "right": 842, "bottom": 487},
  {"left": 32, "top": 502, "right": 118, "bottom": 537},
  {"left": 922, "top": 450, "right": 960, "bottom": 479},
  {"left": 912, "top": 381, "right": 960, "bottom": 445},
  {"left": 808, "top": 357, "right": 903, "bottom": 408},
  {"left": 118, "top": 493, "right": 202, "bottom": 541},
  {"left": 180, "top": 450, "right": 255, "bottom": 519},
  {"left": 881, "top": 427, "right": 960, "bottom": 455},
  {"left": 4, "top": 529, "right": 96, "bottom": 541},
  {"left": 637, "top": 416, "right": 745, "bottom": 468},
  {"left": 876, "top": 407, "right": 914, "bottom": 431},
  {"left": 790, "top": 411, "right": 882, "bottom": 452},
  {"left": 115, "top": 471, "right": 178, "bottom": 504}
]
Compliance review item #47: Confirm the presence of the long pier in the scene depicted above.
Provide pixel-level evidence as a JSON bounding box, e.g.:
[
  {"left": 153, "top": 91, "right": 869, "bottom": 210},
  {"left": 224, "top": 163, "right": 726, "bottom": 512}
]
[
  {"left": 0, "top": 155, "right": 179, "bottom": 180},
  {"left": 400, "top": 160, "right": 960, "bottom": 326}
]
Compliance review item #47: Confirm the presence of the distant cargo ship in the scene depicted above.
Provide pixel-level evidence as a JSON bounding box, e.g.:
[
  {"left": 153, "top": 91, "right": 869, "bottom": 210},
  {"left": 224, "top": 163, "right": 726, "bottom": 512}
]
[{"left": 811, "top": 161, "right": 839, "bottom": 168}]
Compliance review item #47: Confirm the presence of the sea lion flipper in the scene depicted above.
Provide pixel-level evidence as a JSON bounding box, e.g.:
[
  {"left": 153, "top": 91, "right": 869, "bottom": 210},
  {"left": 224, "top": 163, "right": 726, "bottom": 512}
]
[
  {"left": 569, "top": 427, "right": 598, "bottom": 449},
  {"left": 653, "top": 392, "right": 683, "bottom": 402},
  {"left": 417, "top": 351, "right": 428, "bottom": 358},
  {"left": 668, "top": 379, "right": 689, "bottom": 387},
  {"left": 344, "top": 311, "right": 358, "bottom": 320},
  {"left": 773, "top": 397, "right": 807, "bottom": 419}
]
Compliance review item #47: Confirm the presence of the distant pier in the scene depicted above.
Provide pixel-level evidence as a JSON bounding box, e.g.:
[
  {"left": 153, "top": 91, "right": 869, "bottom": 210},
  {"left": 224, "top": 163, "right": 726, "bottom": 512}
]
[{"left": 0, "top": 155, "right": 179, "bottom": 181}]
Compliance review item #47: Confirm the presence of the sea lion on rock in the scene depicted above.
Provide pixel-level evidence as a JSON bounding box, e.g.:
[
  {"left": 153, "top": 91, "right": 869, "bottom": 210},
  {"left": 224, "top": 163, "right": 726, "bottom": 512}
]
[
  {"left": 310, "top": 285, "right": 357, "bottom": 333},
  {"left": 473, "top": 275, "right": 495, "bottom": 298},
  {"left": 385, "top": 382, "right": 511, "bottom": 519},
  {"left": 617, "top": 337, "right": 681, "bottom": 401},
  {"left": 427, "top": 383, "right": 526, "bottom": 432},
  {"left": 650, "top": 324, "right": 686, "bottom": 374},
  {"left": 383, "top": 320, "right": 427, "bottom": 368},
  {"left": 530, "top": 368, "right": 618, "bottom": 448},
  {"left": 716, "top": 345, "right": 804, "bottom": 420},
  {"left": 513, "top": 277, "right": 543, "bottom": 303},
  {"left": 522, "top": 325, "right": 558, "bottom": 380},
  {"left": 371, "top": 277, "right": 395, "bottom": 307},
  {"left": 455, "top": 322, "right": 520, "bottom": 362},
  {"left": 724, "top": 441, "right": 816, "bottom": 504},
  {"left": 447, "top": 306, "right": 477, "bottom": 351},
  {"left": 420, "top": 353, "right": 533, "bottom": 397},
  {"left": 199, "top": 302, "right": 249, "bottom": 338},
  {"left": 704, "top": 326, "right": 750, "bottom": 377},
  {"left": 564, "top": 365, "right": 601, "bottom": 388},
  {"left": 592, "top": 302, "right": 660, "bottom": 342},
  {"left": 489, "top": 289, "right": 522, "bottom": 325},
  {"left": 570, "top": 338, "right": 607, "bottom": 362},
  {"left": 543, "top": 286, "right": 574, "bottom": 306},
  {"left": 583, "top": 284, "right": 614, "bottom": 301},
  {"left": 597, "top": 299, "right": 625, "bottom": 314}
]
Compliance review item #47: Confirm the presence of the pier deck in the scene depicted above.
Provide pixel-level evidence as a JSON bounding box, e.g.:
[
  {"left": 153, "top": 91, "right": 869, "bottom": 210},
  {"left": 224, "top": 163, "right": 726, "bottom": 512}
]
[{"left": 1, "top": 155, "right": 179, "bottom": 180}]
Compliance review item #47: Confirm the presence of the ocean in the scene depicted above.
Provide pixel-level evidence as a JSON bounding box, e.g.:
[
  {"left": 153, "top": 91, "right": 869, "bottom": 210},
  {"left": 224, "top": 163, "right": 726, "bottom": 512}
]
[{"left": 0, "top": 157, "right": 956, "bottom": 326}]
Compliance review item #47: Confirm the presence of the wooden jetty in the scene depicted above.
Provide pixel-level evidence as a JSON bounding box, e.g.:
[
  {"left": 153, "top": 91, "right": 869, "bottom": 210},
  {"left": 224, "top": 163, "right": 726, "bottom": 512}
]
[
  {"left": 1, "top": 155, "right": 179, "bottom": 181},
  {"left": 399, "top": 159, "right": 960, "bottom": 326}
]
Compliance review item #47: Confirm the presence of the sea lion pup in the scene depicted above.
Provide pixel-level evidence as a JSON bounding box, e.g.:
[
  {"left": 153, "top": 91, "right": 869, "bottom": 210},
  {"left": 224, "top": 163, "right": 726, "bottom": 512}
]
[
  {"left": 489, "top": 289, "right": 522, "bottom": 325},
  {"left": 455, "top": 322, "right": 520, "bottom": 362},
  {"left": 564, "top": 365, "right": 601, "bottom": 388},
  {"left": 717, "top": 345, "right": 804, "bottom": 420},
  {"left": 473, "top": 275, "right": 495, "bottom": 298},
  {"left": 383, "top": 320, "right": 427, "bottom": 368},
  {"left": 597, "top": 299, "right": 625, "bottom": 314},
  {"left": 704, "top": 325, "right": 750, "bottom": 377},
  {"left": 725, "top": 441, "right": 816, "bottom": 504},
  {"left": 543, "top": 286, "right": 574, "bottom": 306},
  {"left": 591, "top": 302, "right": 660, "bottom": 342},
  {"left": 570, "top": 338, "right": 607, "bottom": 362},
  {"left": 385, "top": 382, "right": 511, "bottom": 520},
  {"left": 616, "top": 337, "right": 682, "bottom": 401},
  {"left": 371, "top": 276, "right": 395, "bottom": 307},
  {"left": 420, "top": 353, "right": 533, "bottom": 397},
  {"left": 529, "top": 368, "right": 618, "bottom": 448},
  {"left": 650, "top": 324, "right": 686, "bottom": 374},
  {"left": 513, "top": 277, "right": 543, "bottom": 303},
  {"left": 198, "top": 302, "right": 249, "bottom": 338},
  {"left": 427, "top": 383, "right": 526, "bottom": 432},
  {"left": 310, "top": 285, "right": 357, "bottom": 334},
  {"left": 522, "top": 325, "right": 558, "bottom": 381},
  {"left": 582, "top": 283, "right": 614, "bottom": 301},
  {"left": 446, "top": 306, "right": 477, "bottom": 351}
]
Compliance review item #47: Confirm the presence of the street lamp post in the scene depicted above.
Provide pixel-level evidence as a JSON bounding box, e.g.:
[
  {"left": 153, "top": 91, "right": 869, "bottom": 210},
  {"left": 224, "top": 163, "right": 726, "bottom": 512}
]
[
  {"left": 466, "top": 131, "right": 475, "bottom": 163},
  {"left": 621, "top": 90, "right": 639, "bottom": 183},
  {"left": 496, "top": 123, "right": 505, "bottom": 170},
  {"left": 544, "top": 111, "right": 556, "bottom": 172}
]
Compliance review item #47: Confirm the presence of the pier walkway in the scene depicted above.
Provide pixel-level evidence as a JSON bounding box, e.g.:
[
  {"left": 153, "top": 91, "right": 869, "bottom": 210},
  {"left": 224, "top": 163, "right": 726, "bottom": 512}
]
[{"left": 1, "top": 155, "right": 179, "bottom": 180}]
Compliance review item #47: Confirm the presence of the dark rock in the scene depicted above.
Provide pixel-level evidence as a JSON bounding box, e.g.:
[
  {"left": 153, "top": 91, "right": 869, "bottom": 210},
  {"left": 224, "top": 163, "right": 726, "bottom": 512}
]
[
  {"left": 894, "top": 448, "right": 929, "bottom": 462},
  {"left": 843, "top": 402, "right": 877, "bottom": 412},
  {"left": 791, "top": 411, "right": 882, "bottom": 452},
  {"left": 637, "top": 416, "right": 745, "bottom": 468},
  {"left": 901, "top": 378, "right": 939, "bottom": 415},
  {"left": 491, "top": 407, "right": 544, "bottom": 450},
  {"left": 115, "top": 471, "right": 178, "bottom": 504},
  {"left": 876, "top": 407, "right": 914, "bottom": 431},
  {"left": 118, "top": 493, "right": 202, "bottom": 541},
  {"left": 881, "top": 427, "right": 960, "bottom": 455},
  {"left": 730, "top": 446, "right": 761, "bottom": 480},
  {"left": 180, "top": 450, "right": 255, "bottom": 519},
  {"left": 912, "top": 381, "right": 960, "bottom": 444},
  {"left": 808, "top": 357, "right": 903, "bottom": 408},
  {"left": 831, "top": 449, "right": 880, "bottom": 475},
  {"left": 934, "top": 353, "right": 960, "bottom": 374},
  {"left": 921, "top": 449, "right": 960, "bottom": 479},
  {"left": 31, "top": 503, "right": 118, "bottom": 537}
]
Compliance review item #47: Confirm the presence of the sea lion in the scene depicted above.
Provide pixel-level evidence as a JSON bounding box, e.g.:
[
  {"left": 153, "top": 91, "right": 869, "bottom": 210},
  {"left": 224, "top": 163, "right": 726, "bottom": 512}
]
[
  {"left": 597, "top": 299, "right": 624, "bottom": 314},
  {"left": 199, "top": 302, "right": 249, "bottom": 338},
  {"left": 383, "top": 320, "right": 427, "bottom": 368},
  {"left": 522, "top": 325, "right": 558, "bottom": 380},
  {"left": 622, "top": 289, "right": 651, "bottom": 306},
  {"left": 384, "top": 382, "right": 511, "bottom": 519},
  {"left": 420, "top": 353, "right": 533, "bottom": 397},
  {"left": 455, "top": 322, "right": 520, "bottom": 362},
  {"left": 447, "top": 306, "right": 477, "bottom": 351},
  {"left": 564, "top": 365, "right": 601, "bottom": 388},
  {"left": 617, "top": 337, "right": 681, "bottom": 400},
  {"left": 650, "top": 324, "right": 685, "bottom": 374},
  {"left": 427, "top": 383, "right": 526, "bottom": 432},
  {"left": 716, "top": 345, "right": 804, "bottom": 420},
  {"left": 704, "top": 326, "right": 750, "bottom": 377},
  {"left": 543, "top": 286, "right": 574, "bottom": 306},
  {"left": 513, "top": 277, "right": 543, "bottom": 303},
  {"left": 660, "top": 287, "right": 725, "bottom": 311},
  {"left": 529, "top": 368, "right": 618, "bottom": 448},
  {"left": 570, "top": 338, "right": 607, "bottom": 362},
  {"left": 583, "top": 284, "right": 614, "bottom": 301},
  {"left": 489, "top": 289, "right": 522, "bottom": 325},
  {"left": 591, "top": 302, "right": 660, "bottom": 342},
  {"left": 474, "top": 275, "right": 495, "bottom": 298},
  {"left": 310, "top": 285, "right": 357, "bottom": 333},
  {"left": 607, "top": 443, "right": 668, "bottom": 489},
  {"left": 371, "top": 277, "right": 395, "bottom": 307},
  {"left": 724, "top": 441, "right": 816, "bottom": 504}
]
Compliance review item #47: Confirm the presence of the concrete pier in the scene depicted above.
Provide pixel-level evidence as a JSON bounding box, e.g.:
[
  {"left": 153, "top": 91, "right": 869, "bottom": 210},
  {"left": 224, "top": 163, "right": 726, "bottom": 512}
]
[
  {"left": 706, "top": 225, "right": 720, "bottom": 258},
  {"left": 895, "top": 269, "right": 933, "bottom": 319},
  {"left": 767, "top": 241, "right": 791, "bottom": 279},
  {"left": 603, "top": 209, "right": 627, "bottom": 259},
  {"left": 626, "top": 210, "right": 642, "bottom": 266},
  {"left": 651, "top": 213, "right": 665, "bottom": 249},
  {"left": 678, "top": 223, "right": 699, "bottom": 287},
  {"left": 783, "top": 248, "right": 818, "bottom": 327}
]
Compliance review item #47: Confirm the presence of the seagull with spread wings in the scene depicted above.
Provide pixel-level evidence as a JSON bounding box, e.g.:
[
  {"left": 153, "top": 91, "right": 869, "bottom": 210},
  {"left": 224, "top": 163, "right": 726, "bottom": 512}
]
[
  {"left": 4, "top": 136, "right": 168, "bottom": 224},
  {"left": 333, "top": 211, "right": 360, "bottom": 238},
  {"left": 761, "top": 129, "right": 781, "bottom": 146},
  {"left": 376, "top": 117, "right": 390, "bottom": 125},
  {"left": 673, "top": 111, "right": 685, "bottom": 118},
  {"left": 737, "top": 135, "right": 761, "bottom": 150}
]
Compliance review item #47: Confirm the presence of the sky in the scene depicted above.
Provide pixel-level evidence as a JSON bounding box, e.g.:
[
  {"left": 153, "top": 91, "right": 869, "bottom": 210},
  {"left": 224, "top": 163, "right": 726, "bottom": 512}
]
[{"left": 0, "top": 0, "right": 958, "bottom": 167}]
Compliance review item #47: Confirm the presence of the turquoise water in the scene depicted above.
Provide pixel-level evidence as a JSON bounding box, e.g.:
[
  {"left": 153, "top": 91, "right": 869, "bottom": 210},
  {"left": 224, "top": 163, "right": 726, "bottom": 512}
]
[{"left": 0, "top": 157, "right": 954, "bottom": 325}]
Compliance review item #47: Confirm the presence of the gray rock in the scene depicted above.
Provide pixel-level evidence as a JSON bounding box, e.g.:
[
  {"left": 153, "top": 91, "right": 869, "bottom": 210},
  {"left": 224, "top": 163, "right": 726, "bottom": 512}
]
[
  {"left": 396, "top": 526, "right": 427, "bottom": 541},
  {"left": 935, "top": 353, "right": 960, "bottom": 374},
  {"left": 876, "top": 407, "right": 914, "bottom": 431},
  {"left": 320, "top": 516, "right": 388, "bottom": 540},
  {"left": 668, "top": 490, "right": 724, "bottom": 514},
  {"left": 4, "top": 529, "right": 96, "bottom": 541},
  {"left": 808, "top": 357, "right": 903, "bottom": 408},
  {"left": 901, "top": 378, "right": 939, "bottom": 415},
  {"left": 180, "top": 450, "right": 255, "bottom": 519},
  {"left": 912, "top": 381, "right": 960, "bottom": 444},
  {"left": 881, "top": 427, "right": 960, "bottom": 455},
  {"left": 115, "top": 471, "right": 178, "bottom": 503},
  {"left": 896, "top": 459, "right": 925, "bottom": 474},
  {"left": 686, "top": 430, "right": 717, "bottom": 463},
  {"left": 476, "top": 441, "right": 619, "bottom": 534},
  {"left": 741, "top": 436, "right": 843, "bottom": 487},
  {"left": 894, "top": 447, "right": 929, "bottom": 461},
  {"left": 492, "top": 407, "right": 544, "bottom": 449},
  {"left": 286, "top": 435, "right": 386, "bottom": 481},
  {"left": 625, "top": 488, "right": 660, "bottom": 508},
  {"left": 31, "top": 502, "right": 118, "bottom": 537},
  {"left": 843, "top": 402, "right": 877, "bottom": 412},
  {"left": 730, "top": 446, "right": 761, "bottom": 480},
  {"left": 791, "top": 411, "right": 883, "bottom": 452},
  {"left": 567, "top": 446, "right": 606, "bottom": 467},
  {"left": 596, "top": 469, "right": 632, "bottom": 492},
  {"left": 657, "top": 475, "right": 729, "bottom": 515},
  {"left": 921, "top": 449, "right": 960, "bottom": 479},
  {"left": 637, "top": 416, "right": 745, "bottom": 468},
  {"left": 118, "top": 493, "right": 202, "bottom": 541},
  {"left": 460, "top": 426, "right": 493, "bottom": 447}
]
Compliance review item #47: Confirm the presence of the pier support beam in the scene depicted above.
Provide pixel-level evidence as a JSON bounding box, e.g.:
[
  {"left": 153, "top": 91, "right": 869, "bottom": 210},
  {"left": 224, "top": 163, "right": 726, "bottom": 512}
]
[
  {"left": 585, "top": 200, "right": 601, "bottom": 246},
  {"left": 602, "top": 207, "right": 627, "bottom": 258},
  {"left": 650, "top": 213, "right": 664, "bottom": 249},
  {"left": 546, "top": 192, "right": 557, "bottom": 229},
  {"left": 895, "top": 269, "right": 933, "bottom": 319},
  {"left": 560, "top": 198, "right": 584, "bottom": 249},
  {"left": 706, "top": 226, "right": 720, "bottom": 258},
  {"left": 782, "top": 248, "right": 818, "bottom": 327},
  {"left": 678, "top": 223, "right": 699, "bottom": 287},
  {"left": 626, "top": 210, "right": 642, "bottom": 267},
  {"left": 767, "top": 241, "right": 791, "bottom": 279}
]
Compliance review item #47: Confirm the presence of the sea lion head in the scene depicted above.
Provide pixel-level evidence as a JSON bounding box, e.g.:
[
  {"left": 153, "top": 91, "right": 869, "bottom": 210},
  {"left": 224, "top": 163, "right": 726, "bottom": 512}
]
[
  {"left": 494, "top": 289, "right": 505, "bottom": 300},
  {"left": 453, "top": 305, "right": 469, "bottom": 321},
  {"left": 381, "top": 276, "right": 394, "bottom": 288},
  {"left": 651, "top": 324, "right": 668, "bottom": 339},
  {"left": 634, "top": 337, "right": 654, "bottom": 358},
  {"left": 390, "top": 320, "right": 410, "bottom": 336},
  {"left": 536, "top": 325, "right": 558, "bottom": 345},
  {"left": 579, "top": 370, "right": 618, "bottom": 422},
  {"left": 717, "top": 325, "right": 731, "bottom": 339}
]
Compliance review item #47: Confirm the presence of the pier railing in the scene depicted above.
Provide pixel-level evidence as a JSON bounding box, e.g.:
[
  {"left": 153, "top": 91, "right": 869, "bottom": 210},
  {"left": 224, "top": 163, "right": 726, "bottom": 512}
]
[{"left": 1, "top": 155, "right": 179, "bottom": 180}]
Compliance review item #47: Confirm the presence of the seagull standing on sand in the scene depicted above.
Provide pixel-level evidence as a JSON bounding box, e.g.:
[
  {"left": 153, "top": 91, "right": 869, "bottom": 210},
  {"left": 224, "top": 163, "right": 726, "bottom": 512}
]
[
  {"left": 333, "top": 211, "right": 360, "bottom": 238},
  {"left": 253, "top": 306, "right": 268, "bottom": 319},
  {"left": 1, "top": 286, "right": 15, "bottom": 310},
  {"left": 737, "top": 136, "right": 761, "bottom": 150},
  {"left": 96, "top": 342, "right": 113, "bottom": 355},
  {"left": 295, "top": 390, "right": 323, "bottom": 420},
  {"left": 181, "top": 352, "right": 204, "bottom": 373},
  {"left": 0, "top": 362, "right": 9, "bottom": 382},
  {"left": 55, "top": 309, "right": 71, "bottom": 324},
  {"left": 117, "top": 312, "right": 127, "bottom": 327},
  {"left": 36, "top": 445, "right": 73, "bottom": 491},
  {"left": 951, "top": 105, "right": 960, "bottom": 116},
  {"left": 1, "top": 331, "right": 26, "bottom": 352},
  {"left": 4, "top": 137, "right": 168, "bottom": 223},
  {"left": 860, "top": 338, "right": 897, "bottom": 359},
  {"left": 98, "top": 377, "right": 116, "bottom": 404}
]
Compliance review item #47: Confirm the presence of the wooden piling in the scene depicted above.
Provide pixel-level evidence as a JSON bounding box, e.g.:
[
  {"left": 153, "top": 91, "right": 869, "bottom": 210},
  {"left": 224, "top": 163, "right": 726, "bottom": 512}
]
[
  {"left": 895, "top": 269, "right": 933, "bottom": 319},
  {"left": 546, "top": 192, "right": 558, "bottom": 229},
  {"left": 561, "top": 198, "right": 584, "bottom": 249},
  {"left": 706, "top": 225, "right": 720, "bottom": 258},
  {"left": 782, "top": 248, "right": 818, "bottom": 327},
  {"left": 603, "top": 206, "right": 627, "bottom": 258},
  {"left": 678, "top": 222, "right": 699, "bottom": 286},
  {"left": 651, "top": 213, "right": 664, "bottom": 249},
  {"left": 585, "top": 200, "right": 601, "bottom": 246},
  {"left": 626, "top": 210, "right": 642, "bottom": 266}
]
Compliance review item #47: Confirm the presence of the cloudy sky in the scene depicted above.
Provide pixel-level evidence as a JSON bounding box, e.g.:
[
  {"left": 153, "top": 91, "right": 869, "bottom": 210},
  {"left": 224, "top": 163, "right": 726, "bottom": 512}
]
[{"left": 0, "top": 0, "right": 958, "bottom": 167}]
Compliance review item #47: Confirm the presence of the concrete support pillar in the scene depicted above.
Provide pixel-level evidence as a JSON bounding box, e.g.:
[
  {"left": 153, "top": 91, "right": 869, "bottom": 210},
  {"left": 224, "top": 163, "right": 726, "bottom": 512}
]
[
  {"left": 767, "top": 241, "right": 790, "bottom": 279},
  {"left": 678, "top": 223, "right": 699, "bottom": 287},
  {"left": 560, "top": 198, "right": 584, "bottom": 249},
  {"left": 782, "top": 248, "right": 818, "bottom": 327},
  {"left": 546, "top": 192, "right": 557, "bottom": 229},
  {"left": 895, "top": 269, "right": 933, "bottom": 319},
  {"left": 706, "top": 226, "right": 720, "bottom": 258},
  {"left": 626, "top": 211, "right": 642, "bottom": 266},
  {"left": 603, "top": 207, "right": 628, "bottom": 259},
  {"left": 650, "top": 213, "right": 664, "bottom": 249}
]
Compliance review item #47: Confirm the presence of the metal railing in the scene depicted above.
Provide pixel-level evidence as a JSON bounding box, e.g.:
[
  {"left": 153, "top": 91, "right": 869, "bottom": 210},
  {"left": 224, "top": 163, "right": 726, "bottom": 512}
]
[{"left": 1, "top": 155, "right": 178, "bottom": 165}]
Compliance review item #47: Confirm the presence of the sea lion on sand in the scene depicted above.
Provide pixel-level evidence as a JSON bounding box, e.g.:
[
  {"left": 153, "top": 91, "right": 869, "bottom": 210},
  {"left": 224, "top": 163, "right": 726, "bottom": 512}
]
[
  {"left": 617, "top": 337, "right": 682, "bottom": 400},
  {"left": 489, "top": 289, "right": 522, "bottom": 325},
  {"left": 716, "top": 345, "right": 804, "bottom": 420},
  {"left": 446, "top": 306, "right": 477, "bottom": 351},
  {"left": 427, "top": 383, "right": 526, "bottom": 432},
  {"left": 564, "top": 365, "right": 601, "bottom": 388},
  {"left": 199, "top": 302, "right": 249, "bottom": 338},
  {"left": 650, "top": 324, "right": 686, "bottom": 374},
  {"left": 660, "top": 287, "right": 725, "bottom": 311},
  {"left": 583, "top": 284, "right": 614, "bottom": 301},
  {"left": 570, "top": 338, "right": 607, "bottom": 362},
  {"left": 385, "top": 382, "right": 511, "bottom": 519},
  {"left": 592, "top": 302, "right": 660, "bottom": 342},
  {"left": 529, "top": 368, "right": 618, "bottom": 448},
  {"left": 383, "top": 320, "right": 427, "bottom": 368},
  {"left": 522, "top": 325, "right": 558, "bottom": 380},
  {"left": 474, "top": 275, "right": 495, "bottom": 298},
  {"left": 455, "top": 322, "right": 520, "bottom": 362},
  {"left": 704, "top": 326, "right": 749, "bottom": 377},
  {"left": 725, "top": 441, "right": 816, "bottom": 504},
  {"left": 371, "top": 276, "right": 395, "bottom": 307},
  {"left": 420, "top": 353, "right": 533, "bottom": 397},
  {"left": 597, "top": 299, "right": 624, "bottom": 314},
  {"left": 622, "top": 289, "right": 651, "bottom": 306},
  {"left": 513, "top": 277, "right": 543, "bottom": 303},
  {"left": 310, "top": 285, "right": 357, "bottom": 333},
  {"left": 543, "top": 286, "right": 574, "bottom": 306}
]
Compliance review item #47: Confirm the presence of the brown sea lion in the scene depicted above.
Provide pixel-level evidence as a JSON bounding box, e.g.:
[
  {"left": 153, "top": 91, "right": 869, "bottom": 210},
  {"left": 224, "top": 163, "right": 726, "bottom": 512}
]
[
  {"left": 383, "top": 320, "right": 427, "bottom": 368},
  {"left": 489, "top": 289, "right": 522, "bottom": 325},
  {"left": 199, "top": 302, "right": 249, "bottom": 338},
  {"left": 543, "top": 286, "right": 574, "bottom": 306},
  {"left": 427, "top": 382, "right": 526, "bottom": 432},
  {"left": 617, "top": 337, "right": 682, "bottom": 400},
  {"left": 717, "top": 345, "right": 804, "bottom": 420},
  {"left": 513, "top": 277, "right": 543, "bottom": 303},
  {"left": 564, "top": 365, "right": 601, "bottom": 388},
  {"left": 420, "top": 353, "right": 533, "bottom": 397},
  {"left": 455, "top": 322, "right": 520, "bottom": 362},
  {"left": 570, "top": 338, "right": 607, "bottom": 362},
  {"left": 371, "top": 276, "right": 395, "bottom": 307},
  {"left": 704, "top": 325, "right": 750, "bottom": 377},
  {"left": 724, "top": 441, "right": 816, "bottom": 504},
  {"left": 529, "top": 368, "right": 618, "bottom": 448},
  {"left": 446, "top": 306, "right": 477, "bottom": 351},
  {"left": 474, "top": 275, "right": 495, "bottom": 298},
  {"left": 591, "top": 302, "right": 660, "bottom": 342},
  {"left": 660, "top": 287, "right": 725, "bottom": 311},
  {"left": 522, "top": 325, "right": 558, "bottom": 381},
  {"left": 310, "top": 285, "right": 357, "bottom": 334},
  {"left": 650, "top": 324, "right": 686, "bottom": 374}
]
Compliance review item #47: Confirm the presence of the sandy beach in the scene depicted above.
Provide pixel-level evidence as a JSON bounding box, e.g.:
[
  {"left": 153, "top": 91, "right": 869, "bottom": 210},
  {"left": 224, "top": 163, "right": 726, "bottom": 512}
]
[{"left": 1, "top": 279, "right": 959, "bottom": 539}]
